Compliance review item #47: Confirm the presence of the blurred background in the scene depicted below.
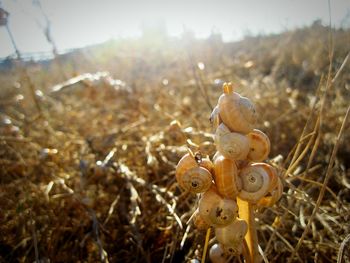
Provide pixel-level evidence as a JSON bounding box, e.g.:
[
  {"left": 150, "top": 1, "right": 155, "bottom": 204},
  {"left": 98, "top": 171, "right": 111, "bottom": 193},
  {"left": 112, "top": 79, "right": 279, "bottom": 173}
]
[
  {"left": 1, "top": 1, "right": 350, "bottom": 263},
  {"left": 1, "top": 0, "right": 349, "bottom": 59}
]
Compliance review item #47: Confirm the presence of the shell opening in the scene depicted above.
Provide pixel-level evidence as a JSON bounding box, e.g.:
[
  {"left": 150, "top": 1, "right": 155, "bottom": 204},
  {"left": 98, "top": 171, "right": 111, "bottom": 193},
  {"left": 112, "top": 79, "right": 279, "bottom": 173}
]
[
  {"left": 191, "top": 181, "right": 199, "bottom": 188},
  {"left": 180, "top": 167, "right": 212, "bottom": 194},
  {"left": 225, "top": 144, "right": 239, "bottom": 155},
  {"left": 241, "top": 171, "right": 263, "bottom": 193}
]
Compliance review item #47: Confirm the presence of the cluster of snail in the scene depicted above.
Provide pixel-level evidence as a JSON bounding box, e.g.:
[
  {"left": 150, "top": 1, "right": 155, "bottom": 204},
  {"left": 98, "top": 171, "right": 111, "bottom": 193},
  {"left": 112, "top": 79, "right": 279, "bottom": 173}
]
[{"left": 175, "top": 83, "right": 283, "bottom": 262}]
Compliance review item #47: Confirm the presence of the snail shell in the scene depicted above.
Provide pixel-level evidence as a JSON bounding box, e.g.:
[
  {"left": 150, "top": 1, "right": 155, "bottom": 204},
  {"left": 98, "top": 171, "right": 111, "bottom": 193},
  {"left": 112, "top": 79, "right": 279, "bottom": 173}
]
[
  {"left": 210, "top": 105, "right": 222, "bottom": 130},
  {"left": 215, "top": 218, "right": 248, "bottom": 255},
  {"left": 259, "top": 163, "right": 279, "bottom": 192},
  {"left": 247, "top": 129, "right": 271, "bottom": 162},
  {"left": 199, "top": 155, "right": 214, "bottom": 174},
  {"left": 238, "top": 164, "right": 271, "bottom": 203},
  {"left": 214, "top": 154, "right": 242, "bottom": 198},
  {"left": 218, "top": 82, "right": 257, "bottom": 134},
  {"left": 215, "top": 123, "right": 250, "bottom": 160},
  {"left": 209, "top": 243, "right": 229, "bottom": 263},
  {"left": 192, "top": 209, "right": 210, "bottom": 230},
  {"left": 198, "top": 186, "right": 238, "bottom": 227},
  {"left": 257, "top": 176, "right": 283, "bottom": 207},
  {"left": 236, "top": 159, "right": 251, "bottom": 170},
  {"left": 176, "top": 153, "right": 213, "bottom": 193}
]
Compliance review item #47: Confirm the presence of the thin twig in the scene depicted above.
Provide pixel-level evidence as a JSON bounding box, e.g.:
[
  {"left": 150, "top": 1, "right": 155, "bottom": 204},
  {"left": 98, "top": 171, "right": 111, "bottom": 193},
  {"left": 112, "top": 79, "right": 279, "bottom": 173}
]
[
  {"left": 332, "top": 51, "right": 350, "bottom": 83},
  {"left": 337, "top": 234, "right": 350, "bottom": 263},
  {"left": 265, "top": 225, "right": 303, "bottom": 263},
  {"left": 29, "top": 210, "right": 39, "bottom": 263},
  {"left": 288, "top": 106, "right": 349, "bottom": 262},
  {"left": 201, "top": 227, "right": 211, "bottom": 263},
  {"left": 258, "top": 244, "right": 269, "bottom": 263},
  {"left": 284, "top": 75, "right": 323, "bottom": 168},
  {"left": 185, "top": 41, "right": 213, "bottom": 111},
  {"left": 284, "top": 121, "right": 318, "bottom": 177}
]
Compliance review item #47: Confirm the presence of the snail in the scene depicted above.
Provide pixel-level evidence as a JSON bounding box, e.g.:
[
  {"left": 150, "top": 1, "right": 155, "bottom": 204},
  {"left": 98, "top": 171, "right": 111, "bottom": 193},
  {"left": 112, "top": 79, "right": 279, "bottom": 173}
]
[
  {"left": 213, "top": 154, "right": 242, "bottom": 198},
  {"left": 236, "top": 159, "right": 251, "bottom": 170},
  {"left": 258, "top": 163, "right": 279, "bottom": 192},
  {"left": 175, "top": 152, "right": 213, "bottom": 194},
  {"left": 238, "top": 163, "right": 273, "bottom": 203},
  {"left": 209, "top": 243, "right": 230, "bottom": 263},
  {"left": 215, "top": 218, "right": 248, "bottom": 255},
  {"left": 210, "top": 105, "right": 222, "bottom": 130},
  {"left": 192, "top": 209, "right": 210, "bottom": 230},
  {"left": 215, "top": 123, "right": 250, "bottom": 160},
  {"left": 198, "top": 186, "right": 238, "bottom": 227},
  {"left": 218, "top": 82, "right": 257, "bottom": 134},
  {"left": 198, "top": 154, "right": 215, "bottom": 174},
  {"left": 247, "top": 129, "right": 271, "bottom": 162},
  {"left": 257, "top": 176, "right": 283, "bottom": 207}
]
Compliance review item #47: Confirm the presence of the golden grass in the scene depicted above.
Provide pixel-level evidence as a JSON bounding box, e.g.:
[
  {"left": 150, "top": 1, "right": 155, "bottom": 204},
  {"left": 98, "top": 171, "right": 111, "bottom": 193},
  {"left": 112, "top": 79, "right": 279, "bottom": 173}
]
[{"left": 0, "top": 24, "right": 349, "bottom": 262}]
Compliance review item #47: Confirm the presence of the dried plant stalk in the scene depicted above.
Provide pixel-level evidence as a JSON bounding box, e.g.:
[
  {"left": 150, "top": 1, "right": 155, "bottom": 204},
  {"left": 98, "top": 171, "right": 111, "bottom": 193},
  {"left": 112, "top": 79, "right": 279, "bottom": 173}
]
[{"left": 237, "top": 198, "right": 261, "bottom": 263}]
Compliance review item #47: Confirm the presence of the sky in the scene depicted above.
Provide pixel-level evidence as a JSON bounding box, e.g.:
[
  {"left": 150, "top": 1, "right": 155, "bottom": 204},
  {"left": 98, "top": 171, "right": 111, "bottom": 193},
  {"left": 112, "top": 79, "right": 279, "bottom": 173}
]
[{"left": 0, "top": 0, "right": 349, "bottom": 58}]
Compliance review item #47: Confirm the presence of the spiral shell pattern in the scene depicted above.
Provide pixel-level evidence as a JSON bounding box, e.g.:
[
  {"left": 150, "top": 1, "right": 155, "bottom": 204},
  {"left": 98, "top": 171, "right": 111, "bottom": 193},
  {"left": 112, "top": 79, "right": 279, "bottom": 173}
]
[
  {"left": 179, "top": 166, "right": 212, "bottom": 193},
  {"left": 176, "top": 153, "right": 213, "bottom": 194},
  {"left": 215, "top": 123, "right": 250, "bottom": 160},
  {"left": 238, "top": 164, "right": 271, "bottom": 203}
]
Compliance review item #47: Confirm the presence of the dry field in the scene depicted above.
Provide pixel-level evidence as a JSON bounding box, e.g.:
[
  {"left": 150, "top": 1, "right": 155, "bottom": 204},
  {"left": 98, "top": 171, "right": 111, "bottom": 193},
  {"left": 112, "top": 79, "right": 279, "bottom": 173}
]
[{"left": 0, "top": 23, "right": 349, "bottom": 262}]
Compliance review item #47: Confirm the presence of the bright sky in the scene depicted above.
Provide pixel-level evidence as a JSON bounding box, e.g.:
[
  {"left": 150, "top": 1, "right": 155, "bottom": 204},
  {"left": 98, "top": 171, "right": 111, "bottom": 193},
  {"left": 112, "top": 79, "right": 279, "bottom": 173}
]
[{"left": 0, "top": 0, "right": 349, "bottom": 58}]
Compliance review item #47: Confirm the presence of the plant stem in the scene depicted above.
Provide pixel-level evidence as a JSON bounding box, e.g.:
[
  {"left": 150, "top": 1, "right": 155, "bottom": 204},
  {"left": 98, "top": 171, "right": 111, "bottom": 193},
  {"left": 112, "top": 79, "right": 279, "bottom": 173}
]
[
  {"left": 5, "top": 23, "right": 21, "bottom": 59},
  {"left": 201, "top": 227, "right": 211, "bottom": 263},
  {"left": 237, "top": 198, "right": 261, "bottom": 263}
]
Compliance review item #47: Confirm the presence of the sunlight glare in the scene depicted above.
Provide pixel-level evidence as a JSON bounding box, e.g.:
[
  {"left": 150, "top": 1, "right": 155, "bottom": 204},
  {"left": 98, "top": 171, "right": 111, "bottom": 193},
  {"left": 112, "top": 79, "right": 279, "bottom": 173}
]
[{"left": 0, "top": 0, "right": 349, "bottom": 57}]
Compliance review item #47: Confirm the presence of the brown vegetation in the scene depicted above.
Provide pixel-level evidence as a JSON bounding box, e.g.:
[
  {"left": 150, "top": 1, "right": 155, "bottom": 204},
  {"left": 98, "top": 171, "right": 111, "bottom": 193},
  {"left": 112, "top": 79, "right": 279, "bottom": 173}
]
[{"left": 0, "top": 23, "right": 349, "bottom": 262}]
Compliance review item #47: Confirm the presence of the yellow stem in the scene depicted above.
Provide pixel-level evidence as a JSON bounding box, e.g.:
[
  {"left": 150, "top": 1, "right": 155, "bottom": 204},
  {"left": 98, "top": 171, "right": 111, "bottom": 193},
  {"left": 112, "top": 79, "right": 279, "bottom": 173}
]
[
  {"left": 237, "top": 198, "right": 261, "bottom": 263},
  {"left": 201, "top": 227, "right": 211, "bottom": 263},
  {"left": 223, "top": 82, "right": 233, "bottom": 94}
]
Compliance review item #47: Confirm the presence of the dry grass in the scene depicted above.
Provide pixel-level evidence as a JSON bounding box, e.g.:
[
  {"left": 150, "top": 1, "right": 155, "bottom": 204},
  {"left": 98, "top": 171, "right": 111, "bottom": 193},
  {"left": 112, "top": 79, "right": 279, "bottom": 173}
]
[{"left": 0, "top": 23, "right": 349, "bottom": 262}]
